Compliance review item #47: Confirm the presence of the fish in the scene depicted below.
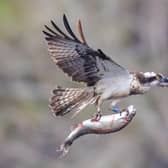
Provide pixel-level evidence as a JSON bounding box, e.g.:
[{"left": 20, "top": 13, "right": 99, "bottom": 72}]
[{"left": 56, "top": 105, "right": 136, "bottom": 158}]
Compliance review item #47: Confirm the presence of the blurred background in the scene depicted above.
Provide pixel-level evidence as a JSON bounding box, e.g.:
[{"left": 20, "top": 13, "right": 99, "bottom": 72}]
[{"left": 0, "top": 0, "right": 168, "bottom": 168}]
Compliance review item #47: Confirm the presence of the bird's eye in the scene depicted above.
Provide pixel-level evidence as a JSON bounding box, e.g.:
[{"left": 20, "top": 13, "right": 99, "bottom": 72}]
[
  {"left": 156, "top": 73, "right": 163, "bottom": 80},
  {"left": 148, "top": 76, "right": 157, "bottom": 82}
]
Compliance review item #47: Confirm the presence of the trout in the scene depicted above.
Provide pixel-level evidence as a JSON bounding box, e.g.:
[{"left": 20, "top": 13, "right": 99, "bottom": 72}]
[{"left": 56, "top": 105, "right": 136, "bottom": 158}]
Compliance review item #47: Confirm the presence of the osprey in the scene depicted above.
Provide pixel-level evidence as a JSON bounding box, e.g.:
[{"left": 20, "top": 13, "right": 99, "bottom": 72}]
[{"left": 43, "top": 14, "right": 168, "bottom": 119}]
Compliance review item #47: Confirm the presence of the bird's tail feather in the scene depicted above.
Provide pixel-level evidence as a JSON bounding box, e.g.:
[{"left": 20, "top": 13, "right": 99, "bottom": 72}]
[{"left": 49, "top": 86, "right": 95, "bottom": 117}]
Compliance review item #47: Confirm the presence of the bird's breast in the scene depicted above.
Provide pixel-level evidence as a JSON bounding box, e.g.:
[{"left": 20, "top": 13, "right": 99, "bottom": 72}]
[{"left": 95, "top": 77, "right": 131, "bottom": 99}]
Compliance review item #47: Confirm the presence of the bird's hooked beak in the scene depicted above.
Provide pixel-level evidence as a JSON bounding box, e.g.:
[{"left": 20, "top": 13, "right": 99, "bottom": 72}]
[{"left": 158, "top": 75, "right": 168, "bottom": 87}]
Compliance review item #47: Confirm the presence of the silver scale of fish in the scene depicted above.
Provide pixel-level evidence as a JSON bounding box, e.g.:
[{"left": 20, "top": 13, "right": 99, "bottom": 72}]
[{"left": 56, "top": 105, "right": 136, "bottom": 158}]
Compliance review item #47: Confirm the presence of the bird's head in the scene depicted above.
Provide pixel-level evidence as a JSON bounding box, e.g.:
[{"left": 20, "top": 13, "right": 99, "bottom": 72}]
[{"left": 137, "top": 72, "right": 168, "bottom": 88}]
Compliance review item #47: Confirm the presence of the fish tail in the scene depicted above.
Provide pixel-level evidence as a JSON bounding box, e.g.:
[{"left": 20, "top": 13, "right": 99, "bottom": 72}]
[{"left": 56, "top": 142, "right": 71, "bottom": 159}]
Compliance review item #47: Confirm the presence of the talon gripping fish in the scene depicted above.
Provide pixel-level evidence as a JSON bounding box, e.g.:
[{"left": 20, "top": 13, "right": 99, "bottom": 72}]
[{"left": 56, "top": 105, "right": 136, "bottom": 158}]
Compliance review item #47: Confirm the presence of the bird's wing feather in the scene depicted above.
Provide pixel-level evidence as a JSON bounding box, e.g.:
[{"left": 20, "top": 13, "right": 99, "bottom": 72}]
[{"left": 43, "top": 14, "right": 129, "bottom": 86}]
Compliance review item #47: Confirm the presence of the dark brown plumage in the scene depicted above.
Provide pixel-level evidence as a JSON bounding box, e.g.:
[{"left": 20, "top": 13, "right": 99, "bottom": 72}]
[
  {"left": 43, "top": 14, "right": 124, "bottom": 86},
  {"left": 43, "top": 15, "right": 168, "bottom": 118},
  {"left": 43, "top": 14, "right": 130, "bottom": 117}
]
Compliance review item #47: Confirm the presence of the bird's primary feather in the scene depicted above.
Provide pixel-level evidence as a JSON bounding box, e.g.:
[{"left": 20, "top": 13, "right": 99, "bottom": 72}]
[{"left": 43, "top": 14, "right": 129, "bottom": 86}]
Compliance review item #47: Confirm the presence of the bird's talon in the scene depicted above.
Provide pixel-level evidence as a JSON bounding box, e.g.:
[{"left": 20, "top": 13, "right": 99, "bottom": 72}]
[{"left": 91, "top": 112, "right": 102, "bottom": 122}]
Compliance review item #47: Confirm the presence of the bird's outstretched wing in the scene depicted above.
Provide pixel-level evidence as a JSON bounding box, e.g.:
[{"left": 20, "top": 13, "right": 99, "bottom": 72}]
[{"left": 43, "top": 14, "right": 129, "bottom": 86}]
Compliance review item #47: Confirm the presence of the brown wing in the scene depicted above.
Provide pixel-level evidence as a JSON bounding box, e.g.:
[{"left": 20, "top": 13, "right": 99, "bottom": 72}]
[{"left": 43, "top": 14, "right": 128, "bottom": 86}]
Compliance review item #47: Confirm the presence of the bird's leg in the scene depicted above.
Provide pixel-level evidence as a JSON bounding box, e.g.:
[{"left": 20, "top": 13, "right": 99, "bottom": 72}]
[
  {"left": 110, "top": 100, "right": 121, "bottom": 114},
  {"left": 112, "top": 106, "right": 120, "bottom": 113},
  {"left": 91, "top": 97, "right": 102, "bottom": 122},
  {"left": 92, "top": 110, "right": 102, "bottom": 122}
]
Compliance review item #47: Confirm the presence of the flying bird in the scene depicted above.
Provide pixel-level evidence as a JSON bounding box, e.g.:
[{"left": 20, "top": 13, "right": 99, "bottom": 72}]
[{"left": 43, "top": 14, "right": 168, "bottom": 119}]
